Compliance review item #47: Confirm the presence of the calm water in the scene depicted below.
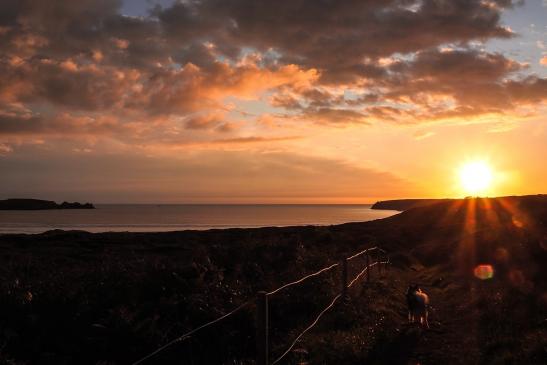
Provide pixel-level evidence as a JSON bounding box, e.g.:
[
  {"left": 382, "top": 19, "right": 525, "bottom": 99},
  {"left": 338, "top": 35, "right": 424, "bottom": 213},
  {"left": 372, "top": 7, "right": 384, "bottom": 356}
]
[{"left": 0, "top": 204, "right": 398, "bottom": 234}]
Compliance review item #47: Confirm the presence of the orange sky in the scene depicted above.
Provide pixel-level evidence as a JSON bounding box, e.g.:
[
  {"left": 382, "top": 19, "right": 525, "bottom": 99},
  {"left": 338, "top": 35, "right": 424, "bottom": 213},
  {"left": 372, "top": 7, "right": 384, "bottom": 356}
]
[{"left": 0, "top": 0, "right": 546, "bottom": 203}]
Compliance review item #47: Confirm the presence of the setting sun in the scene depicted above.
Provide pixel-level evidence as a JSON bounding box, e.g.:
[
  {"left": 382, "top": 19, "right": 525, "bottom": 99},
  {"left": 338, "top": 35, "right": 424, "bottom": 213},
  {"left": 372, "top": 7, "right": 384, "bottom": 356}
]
[
  {"left": 459, "top": 161, "right": 493, "bottom": 195},
  {"left": 1, "top": 1, "right": 547, "bottom": 364}
]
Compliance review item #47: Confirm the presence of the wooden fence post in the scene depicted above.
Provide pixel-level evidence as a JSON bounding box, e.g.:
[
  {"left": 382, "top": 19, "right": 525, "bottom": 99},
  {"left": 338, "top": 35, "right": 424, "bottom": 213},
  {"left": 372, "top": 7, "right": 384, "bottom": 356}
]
[
  {"left": 256, "top": 291, "right": 269, "bottom": 365},
  {"left": 366, "top": 254, "right": 370, "bottom": 283},
  {"left": 341, "top": 258, "right": 348, "bottom": 301}
]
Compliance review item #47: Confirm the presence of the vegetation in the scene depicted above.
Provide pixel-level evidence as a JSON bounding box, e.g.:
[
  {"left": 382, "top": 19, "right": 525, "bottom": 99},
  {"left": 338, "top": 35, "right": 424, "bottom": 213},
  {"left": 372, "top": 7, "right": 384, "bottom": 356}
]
[{"left": 0, "top": 195, "right": 545, "bottom": 364}]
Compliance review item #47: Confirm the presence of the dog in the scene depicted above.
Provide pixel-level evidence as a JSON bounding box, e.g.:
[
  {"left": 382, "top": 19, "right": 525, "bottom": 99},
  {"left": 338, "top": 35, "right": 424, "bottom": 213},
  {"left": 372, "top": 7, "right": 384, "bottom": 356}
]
[{"left": 406, "top": 284, "right": 429, "bottom": 328}]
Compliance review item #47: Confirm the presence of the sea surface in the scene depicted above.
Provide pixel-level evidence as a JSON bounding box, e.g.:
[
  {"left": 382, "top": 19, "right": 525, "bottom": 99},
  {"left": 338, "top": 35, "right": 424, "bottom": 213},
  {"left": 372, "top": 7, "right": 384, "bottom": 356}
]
[{"left": 0, "top": 204, "right": 399, "bottom": 234}]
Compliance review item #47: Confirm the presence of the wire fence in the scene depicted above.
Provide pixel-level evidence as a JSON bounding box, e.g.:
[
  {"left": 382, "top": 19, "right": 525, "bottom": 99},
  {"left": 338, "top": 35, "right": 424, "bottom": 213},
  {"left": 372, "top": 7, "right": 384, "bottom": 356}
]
[
  {"left": 269, "top": 258, "right": 390, "bottom": 364},
  {"left": 271, "top": 293, "right": 342, "bottom": 365},
  {"left": 131, "top": 300, "right": 251, "bottom": 365},
  {"left": 348, "top": 261, "right": 387, "bottom": 288},
  {"left": 266, "top": 262, "right": 340, "bottom": 296},
  {"left": 346, "top": 246, "right": 380, "bottom": 261},
  {"left": 131, "top": 246, "right": 390, "bottom": 365}
]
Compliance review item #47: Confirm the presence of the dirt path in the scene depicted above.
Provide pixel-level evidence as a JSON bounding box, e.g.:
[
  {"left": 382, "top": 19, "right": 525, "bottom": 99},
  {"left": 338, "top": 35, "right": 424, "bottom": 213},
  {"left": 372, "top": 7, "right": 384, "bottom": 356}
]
[{"left": 368, "top": 265, "right": 481, "bottom": 365}]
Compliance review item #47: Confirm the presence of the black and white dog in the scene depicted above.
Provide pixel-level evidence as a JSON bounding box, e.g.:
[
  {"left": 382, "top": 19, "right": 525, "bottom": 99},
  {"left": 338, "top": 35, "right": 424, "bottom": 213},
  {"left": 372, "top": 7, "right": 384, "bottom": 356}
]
[{"left": 406, "top": 284, "right": 429, "bottom": 328}]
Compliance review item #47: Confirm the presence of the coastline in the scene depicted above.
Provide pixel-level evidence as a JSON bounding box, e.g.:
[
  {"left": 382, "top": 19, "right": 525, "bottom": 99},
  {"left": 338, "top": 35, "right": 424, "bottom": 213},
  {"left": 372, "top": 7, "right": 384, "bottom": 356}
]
[
  {"left": 0, "top": 195, "right": 545, "bottom": 364},
  {"left": 0, "top": 204, "right": 399, "bottom": 234}
]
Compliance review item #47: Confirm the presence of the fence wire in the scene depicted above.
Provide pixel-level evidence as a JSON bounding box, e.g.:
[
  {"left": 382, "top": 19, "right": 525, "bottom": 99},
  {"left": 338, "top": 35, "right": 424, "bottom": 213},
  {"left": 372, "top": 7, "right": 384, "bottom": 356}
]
[
  {"left": 348, "top": 260, "right": 389, "bottom": 288},
  {"left": 267, "top": 262, "right": 339, "bottom": 296},
  {"left": 346, "top": 246, "right": 378, "bottom": 261},
  {"left": 131, "top": 300, "right": 250, "bottom": 365},
  {"left": 271, "top": 293, "right": 342, "bottom": 365},
  {"left": 271, "top": 256, "right": 390, "bottom": 364},
  {"left": 131, "top": 245, "right": 389, "bottom": 365}
]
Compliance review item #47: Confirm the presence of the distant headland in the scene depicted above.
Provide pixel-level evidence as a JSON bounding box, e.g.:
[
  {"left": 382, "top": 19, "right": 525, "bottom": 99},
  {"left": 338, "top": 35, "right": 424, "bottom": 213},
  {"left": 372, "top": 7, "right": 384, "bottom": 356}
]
[
  {"left": 0, "top": 199, "right": 95, "bottom": 210},
  {"left": 371, "top": 198, "right": 455, "bottom": 211}
]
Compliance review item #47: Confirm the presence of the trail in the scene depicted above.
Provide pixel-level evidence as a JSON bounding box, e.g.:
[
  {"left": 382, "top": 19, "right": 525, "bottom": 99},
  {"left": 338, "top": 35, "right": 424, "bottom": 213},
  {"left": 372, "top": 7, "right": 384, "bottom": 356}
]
[
  {"left": 357, "top": 265, "right": 482, "bottom": 365},
  {"left": 270, "top": 263, "right": 467, "bottom": 364}
]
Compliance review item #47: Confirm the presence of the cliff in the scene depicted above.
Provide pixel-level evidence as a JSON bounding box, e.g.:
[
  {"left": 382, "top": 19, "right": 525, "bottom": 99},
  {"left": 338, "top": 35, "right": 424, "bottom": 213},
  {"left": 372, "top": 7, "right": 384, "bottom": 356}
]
[{"left": 371, "top": 198, "right": 455, "bottom": 211}]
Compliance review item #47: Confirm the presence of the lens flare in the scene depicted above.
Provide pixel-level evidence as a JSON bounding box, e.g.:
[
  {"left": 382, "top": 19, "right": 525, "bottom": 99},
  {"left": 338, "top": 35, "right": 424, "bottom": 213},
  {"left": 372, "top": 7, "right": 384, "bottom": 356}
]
[
  {"left": 474, "top": 264, "right": 494, "bottom": 280},
  {"left": 511, "top": 216, "right": 524, "bottom": 228}
]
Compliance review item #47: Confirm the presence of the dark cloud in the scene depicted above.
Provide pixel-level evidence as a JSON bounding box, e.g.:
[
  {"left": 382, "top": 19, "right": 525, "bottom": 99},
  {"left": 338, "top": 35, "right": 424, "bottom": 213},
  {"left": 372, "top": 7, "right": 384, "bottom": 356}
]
[
  {"left": 159, "top": 0, "right": 517, "bottom": 82},
  {"left": 406, "top": 49, "right": 523, "bottom": 82},
  {"left": 271, "top": 94, "right": 303, "bottom": 110},
  {"left": 5, "top": 0, "right": 518, "bottom": 80},
  {"left": 383, "top": 49, "right": 546, "bottom": 117},
  {"left": 0, "top": 57, "right": 149, "bottom": 123},
  {"left": 0, "top": 111, "right": 133, "bottom": 136},
  {"left": 184, "top": 113, "right": 223, "bottom": 130},
  {"left": 0, "top": 0, "right": 544, "bottom": 132},
  {"left": 378, "top": 49, "right": 528, "bottom": 109},
  {"left": 0, "top": 113, "right": 45, "bottom": 134},
  {"left": 300, "top": 107, "right": 369, "bottom": 125},
  {"left": 264, "top": 105, "right": 370, "bottom": 125},
  {"left": 283, "top": 49, "right": 546, "bottom": 123},
  {"left": 211, "top": 136, "right": 301, "bottom": 144},
  {"left": 505, "top": 77, "right": 547, "bottom": 103}
]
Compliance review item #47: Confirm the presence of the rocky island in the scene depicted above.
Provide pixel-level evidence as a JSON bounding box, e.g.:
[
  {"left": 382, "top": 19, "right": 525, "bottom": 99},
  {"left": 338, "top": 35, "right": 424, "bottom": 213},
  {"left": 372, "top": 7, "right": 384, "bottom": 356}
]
[{"left": 0, "top": 198, "right": 95, "bottom": 210}]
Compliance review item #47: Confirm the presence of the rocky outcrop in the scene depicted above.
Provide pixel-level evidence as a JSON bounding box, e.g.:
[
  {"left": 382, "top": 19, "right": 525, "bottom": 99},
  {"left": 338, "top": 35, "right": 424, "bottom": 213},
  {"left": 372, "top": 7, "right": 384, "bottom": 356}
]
[{"left": 0, "top": 199, "right": 95, "bottom": 210}]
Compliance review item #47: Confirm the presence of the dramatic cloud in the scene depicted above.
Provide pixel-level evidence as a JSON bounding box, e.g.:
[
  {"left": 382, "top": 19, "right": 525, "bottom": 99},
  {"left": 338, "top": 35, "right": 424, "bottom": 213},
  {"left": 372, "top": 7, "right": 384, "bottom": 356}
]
[
  {"left": 0, "top": 112, "right": 136, "bottom": 136},
  {"left": 155, "top": 0, "right": 518, "bottom": 81},
  {"left": 0, "top": 0, "right": 538, "bottom": 133},
  {"left": 0, "top": 0, "right": 545, "bottom": 201},
  {"left": 281, "top": 48, "right": 546, "bottom": 124}
]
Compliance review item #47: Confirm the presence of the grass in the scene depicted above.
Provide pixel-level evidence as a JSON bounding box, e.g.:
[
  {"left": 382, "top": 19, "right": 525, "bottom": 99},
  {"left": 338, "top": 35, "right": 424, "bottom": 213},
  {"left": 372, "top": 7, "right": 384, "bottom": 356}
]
[{"left": 0, "top": 195, "right": 545, "bottom": 364}]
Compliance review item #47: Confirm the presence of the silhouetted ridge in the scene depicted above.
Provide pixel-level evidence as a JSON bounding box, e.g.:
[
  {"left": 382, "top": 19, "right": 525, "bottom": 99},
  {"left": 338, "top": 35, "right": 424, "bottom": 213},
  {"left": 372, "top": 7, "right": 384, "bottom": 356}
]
[{"left": 371, "top": 198, "right": 455, "bottom": 211}]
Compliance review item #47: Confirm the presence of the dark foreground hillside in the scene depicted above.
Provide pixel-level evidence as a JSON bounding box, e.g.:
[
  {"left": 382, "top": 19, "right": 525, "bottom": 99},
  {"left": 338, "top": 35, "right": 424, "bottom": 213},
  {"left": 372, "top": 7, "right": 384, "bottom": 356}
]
[{"left": 0, "top": 195, "right": 545, "bottom": 364}]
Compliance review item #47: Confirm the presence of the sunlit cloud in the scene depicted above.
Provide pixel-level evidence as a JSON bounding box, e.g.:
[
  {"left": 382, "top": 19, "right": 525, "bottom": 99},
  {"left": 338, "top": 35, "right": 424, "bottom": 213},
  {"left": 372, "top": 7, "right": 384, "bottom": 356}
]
[
  {"left": 413, "top": 131, "right": 435, "bottom": 140},
  {"left": 0, "top": 0, "right": 545, "bottom": 201}
]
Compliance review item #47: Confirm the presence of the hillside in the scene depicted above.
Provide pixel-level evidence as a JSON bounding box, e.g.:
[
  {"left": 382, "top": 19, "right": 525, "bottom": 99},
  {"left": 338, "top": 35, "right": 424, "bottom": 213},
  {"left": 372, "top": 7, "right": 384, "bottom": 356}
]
[
  {"left": 371, "top": 198, "right": 455, "bottom": 211},
  {"left": 0, "top": 195, "right": 545, "bottom": 364}
]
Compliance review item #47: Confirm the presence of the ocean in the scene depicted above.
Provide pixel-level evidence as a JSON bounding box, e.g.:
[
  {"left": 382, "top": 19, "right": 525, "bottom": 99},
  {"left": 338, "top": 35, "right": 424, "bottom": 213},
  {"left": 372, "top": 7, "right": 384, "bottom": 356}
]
[{"left": 0, "top": 204, "right": 399, "bottom": 234}]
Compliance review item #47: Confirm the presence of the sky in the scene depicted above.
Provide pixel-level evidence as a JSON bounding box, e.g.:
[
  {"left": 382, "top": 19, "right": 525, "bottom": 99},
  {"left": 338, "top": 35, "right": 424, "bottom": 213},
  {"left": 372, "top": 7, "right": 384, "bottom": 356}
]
[{"left": 0, "top": 0, "right": 546, "bottom": 203}]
